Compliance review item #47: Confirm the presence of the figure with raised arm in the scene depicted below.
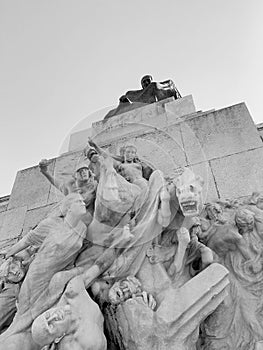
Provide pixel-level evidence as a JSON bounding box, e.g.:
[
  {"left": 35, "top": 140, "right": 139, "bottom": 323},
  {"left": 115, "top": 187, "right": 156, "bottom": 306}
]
[{"left": 39, "top": 159, "right": 97, "bottom": 209}]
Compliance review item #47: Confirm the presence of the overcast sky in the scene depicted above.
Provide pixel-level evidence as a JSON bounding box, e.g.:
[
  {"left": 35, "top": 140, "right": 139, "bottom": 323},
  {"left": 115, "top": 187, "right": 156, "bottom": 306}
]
[{"left": 0, "top": 0, "right": 262, "bottom": 196}]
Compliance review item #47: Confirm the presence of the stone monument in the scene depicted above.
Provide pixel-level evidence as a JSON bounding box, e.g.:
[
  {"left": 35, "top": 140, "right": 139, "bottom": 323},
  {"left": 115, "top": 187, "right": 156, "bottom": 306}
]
[{"left": 0, "top": 76, "right": 263, "bottom": 350}]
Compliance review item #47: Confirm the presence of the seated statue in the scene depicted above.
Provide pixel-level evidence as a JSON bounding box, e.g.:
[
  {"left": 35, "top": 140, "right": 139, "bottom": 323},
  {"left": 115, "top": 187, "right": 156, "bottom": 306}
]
[
  {"left": 31, "top": 275, "right": 106, "bottom": 350},
  {"left": 104, "top": 75, "right": 181, "bottom": 119}
]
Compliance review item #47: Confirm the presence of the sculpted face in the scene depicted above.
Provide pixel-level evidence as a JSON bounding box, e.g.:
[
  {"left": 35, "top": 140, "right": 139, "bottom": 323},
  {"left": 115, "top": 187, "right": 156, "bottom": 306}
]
[
  {"left": 205, "top": 203, "right": 223, "bottom": 221},
  {"left": 6, "top": 259, "right": 25, "bottom": 283},
  {"left": 32, "top": 305, "right": 72, "bottom": 346},
  {"left": 125, "top": 146, "right": 137, "bottom": 163},
  {"left": 108, "top": 277, "right": 141, "bottom": 305},
  {"left": 141, "top": 75, "right": 153, "bottom": 89},
  {"left": 235, "top": 209, "right": 254, "bottom": 234},
  {"left": 61, "top": 193, "right": 86, "bottom": 217},
  {"left": 68, "top": 194, "right": 86, "bottom": 217},
  {"left": 174, "top": 168, "right": 204, "bottom": 217},
  {"left": 77, "top": 167, "right": 90, "bottom": 181}
]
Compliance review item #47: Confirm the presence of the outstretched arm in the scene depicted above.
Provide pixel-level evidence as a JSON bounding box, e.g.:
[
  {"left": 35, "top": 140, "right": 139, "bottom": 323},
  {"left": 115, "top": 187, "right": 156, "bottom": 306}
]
[
  {"left": 39, "top": 159, "right": 62, "bottom": 190},
  {"left": 3, "top": 235, "right": 31, "bottom": 258},
  {"left": 87, "top": 139, "right": 108, "bottom": 158},
  {"left": 48, "top": 267, "right": 84, "bottom": 299},
  {"left": 87, "top": 139, "right": 121, "bottom": 168}
]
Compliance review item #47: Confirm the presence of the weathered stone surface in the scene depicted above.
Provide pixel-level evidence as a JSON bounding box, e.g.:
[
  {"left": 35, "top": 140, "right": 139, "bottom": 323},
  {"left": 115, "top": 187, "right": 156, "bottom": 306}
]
[
  {"left": 135, "top": 126, "right": 187, "bottom": 173},
  {"left": 0, "top": 206, "right": 27, "bottom": 244},
  {"left": 181, "top": 103, "right": 262, "bottom": 164},
  {"left": 68, "top": 127, "right": 93, "bottom": 152},
  {"left": 8, "top": 160, "right": 55, "bottom": 210},
  {"left": 165, "top": 95, "right": 196, "bottom": 124},
  {"left": 210, "top": 147, "right": 263, "bottom": 199},
  {"left": 22, "top": 203, "right": 57, "bottom": 236},
  {"left": 180, "top": 120, "right": 208, "bottom": 165},
  {"left": 0, "top": 211, "right": 6, "bottom": 237},
  {"left": 92, "top": 105, "right": 169, "bottom": 146},
  {"left": 90, "top": 96, "right": 196, "bottom": 147},
  {"left": 92, "top": 99, "right": 168, "bottom": 136}
]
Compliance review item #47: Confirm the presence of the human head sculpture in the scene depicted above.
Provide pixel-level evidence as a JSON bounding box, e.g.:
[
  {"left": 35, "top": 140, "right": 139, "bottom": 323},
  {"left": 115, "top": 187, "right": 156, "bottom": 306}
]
[
  {"left": 74, "top": 162, "right": 91, "bottom": 182},
  {"left": 108, "top": 276, "right": 142, "bottom": 305},
  {"left": 205, "top": 203, "right": 223, "bottom": 222},
  {"left": 59, "top": 193, "right": 86, "bottom": 218},
  {"left": 32, "top": 305, "right": 73, "bottom": 347},
  {"left": 235, "top": 208, "right": 255, "bottom": 235},
  {"left": 141, "top": 75, "right": 153, "bottom": 89},
  {"left": 124, "top": 144, "right": 137, "bottom": 163},
  {"left": 173, "top": 168, "right": 204, "bottom": 217},
  {"left": 0, "top": 256, "right": 26, "bottom": 284}
]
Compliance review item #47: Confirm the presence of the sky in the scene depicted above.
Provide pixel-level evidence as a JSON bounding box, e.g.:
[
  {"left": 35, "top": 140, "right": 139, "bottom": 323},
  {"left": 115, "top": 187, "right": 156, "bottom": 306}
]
[{"left": 0, "top": 0, "right": 262, "bottom": 196}]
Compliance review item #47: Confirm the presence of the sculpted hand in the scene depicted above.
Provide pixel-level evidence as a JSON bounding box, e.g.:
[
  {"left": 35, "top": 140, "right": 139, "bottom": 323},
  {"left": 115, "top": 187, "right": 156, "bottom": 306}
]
[
  {"left": 0, "top": 249, "right": 13, "bottom": 259},
  {"left": 135, "top": 291, "right": 156, "bottom": 310},
  {"left": 88, "top": 138, "right": 98, "bottom": 149},
  {"left": 39, "top": 159, "right": 50, "bottom": 173}
]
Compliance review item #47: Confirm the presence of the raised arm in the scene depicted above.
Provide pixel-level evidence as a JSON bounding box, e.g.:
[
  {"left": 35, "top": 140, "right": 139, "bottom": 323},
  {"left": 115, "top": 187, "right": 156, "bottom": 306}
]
[
  {"left": 39, "top": 159, "right": 62, "bottom": 190},
  {"left": 86, "top": 139, "right": 121, "bottom": 168},
  {"left": 87, "top": 139, "right": 108, "bottom": 158}
]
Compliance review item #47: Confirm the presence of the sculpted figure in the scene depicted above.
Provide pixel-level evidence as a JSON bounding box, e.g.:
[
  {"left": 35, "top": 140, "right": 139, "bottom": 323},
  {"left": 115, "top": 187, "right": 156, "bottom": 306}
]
[
  {"left": 90, "top": 276, "right": 156, "bottom": 350},
  {"left": 85, "top": 140, "right": 154, "bottom": 181},
  {"left": 200, "top": 200, "right": 263, "bottom": 350},
  {"left": 0, "top": 193, "right": 88, "bottom": 350},
  {"left": 39, "top": 159, "right": 97, "bottom": 212},
  {"left": 0, "top": 247, "right": 38, "bottom": 333},
  {"left": 0, "top": 257, "right": 26, "bottom": 333},
  {"left": 94, "top": 264, "right": 228, "bottom": 350},
  {"left": 104, "top": 75, "right": 181, "bottom": 119},
  {"left": 198, "top": 203, "right": 252, "bottom": 260},
  {"left": 75, "top": 140, "right": 171, "bottom": 291},
  {"left": 31, "top": 275, "right": 106, "bottom": 350}
]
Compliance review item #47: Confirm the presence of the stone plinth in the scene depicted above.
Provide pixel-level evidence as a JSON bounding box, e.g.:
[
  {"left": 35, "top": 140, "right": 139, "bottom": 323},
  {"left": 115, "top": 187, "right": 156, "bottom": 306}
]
[{"left": 181, "top": 103, "right": 262, "bottom": 164}]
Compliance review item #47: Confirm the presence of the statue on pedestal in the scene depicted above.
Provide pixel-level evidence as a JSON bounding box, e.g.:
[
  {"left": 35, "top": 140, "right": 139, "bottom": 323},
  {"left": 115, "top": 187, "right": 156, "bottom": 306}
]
[{"left": 104, "top": 75, "right": 181, "bottom": 119}]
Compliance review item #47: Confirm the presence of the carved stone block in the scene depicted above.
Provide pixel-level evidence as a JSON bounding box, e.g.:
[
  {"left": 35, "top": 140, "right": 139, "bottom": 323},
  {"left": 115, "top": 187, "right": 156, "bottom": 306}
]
[
  {"left": 8, "top": 161, "right": 55, "bottom": 210},
  {"left": 210, "top": 146, "right": 263, "bottom": 198},
  {"left": 0, "top": 206, "right": 27, "bottom": 245},
  {"left": 181, "top": 103, "right": 262, "bottom": 164}
]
